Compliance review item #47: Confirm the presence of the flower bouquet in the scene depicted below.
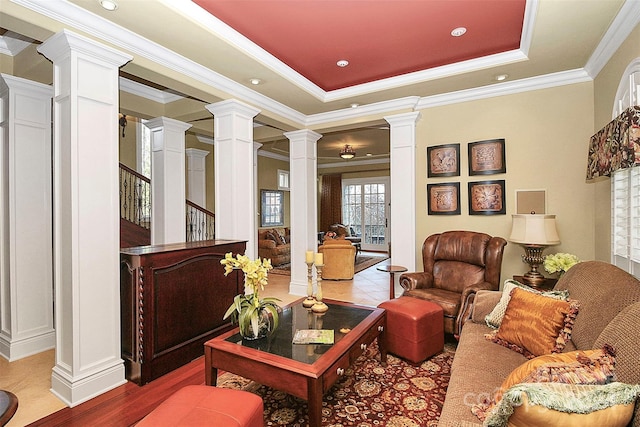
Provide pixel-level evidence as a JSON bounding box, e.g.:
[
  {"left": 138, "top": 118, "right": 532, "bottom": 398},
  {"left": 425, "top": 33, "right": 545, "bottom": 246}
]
[
  {"left": 543, "top": 253, "right": 580, "bottom": 276},
  {"left": 221, "top": 252, "right": 281, "bottom": 339}
]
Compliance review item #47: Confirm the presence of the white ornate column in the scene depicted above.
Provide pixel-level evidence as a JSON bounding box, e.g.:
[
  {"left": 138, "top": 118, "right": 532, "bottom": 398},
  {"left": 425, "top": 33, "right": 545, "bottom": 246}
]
[
  {"left": 285, "top": 129, "right": 322, "bottom": 296},
  {"left": 384, "top": 112, "right": 420, "bottom": 274},
  {"left": 206, "top": 100, "right": 260, "bottom": 258},
  {"left": 185, "top": 148, "right": 209, "bottom": 207},
  {"left": 37, "top": 30, "right": 131, "bottom": 406},
  {"left": 146, "top": 117, "right": 192, "bottom": 245},
  {"left": 0, "top": 74, "right": 54, "bottom": 361}
]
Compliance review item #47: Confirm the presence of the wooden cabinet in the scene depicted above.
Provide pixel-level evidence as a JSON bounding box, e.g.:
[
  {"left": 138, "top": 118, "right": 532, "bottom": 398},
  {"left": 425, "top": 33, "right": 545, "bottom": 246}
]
[{"left": 120, "top": 239, "right": 246, "bottom": 385}]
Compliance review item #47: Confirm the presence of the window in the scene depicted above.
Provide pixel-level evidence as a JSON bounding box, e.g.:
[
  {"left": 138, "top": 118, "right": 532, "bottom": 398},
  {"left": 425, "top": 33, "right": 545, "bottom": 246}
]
[
  {"left": 611, "top": 59, "right": 640, "bottom": 277},
  {"left": 137, "top": 119, "right": 151, "bottom": 179},
  {"left": 278, "top": 169, "right": 290, "bottom": 191},
  {"left": 612, "top": 166, "right": 640, "bottom": 275},
  {"left": 260, "top": 190, "right": 284, "bottom": 227}
]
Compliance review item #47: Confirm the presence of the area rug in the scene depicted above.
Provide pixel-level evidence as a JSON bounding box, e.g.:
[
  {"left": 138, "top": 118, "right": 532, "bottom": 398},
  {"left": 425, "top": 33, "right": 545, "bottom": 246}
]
[
  {"left": 270, "top": 254, "right": 389, "bottom": 276},
  {"left": 217, "top": 340, "right": 455, "bottom": 426}
]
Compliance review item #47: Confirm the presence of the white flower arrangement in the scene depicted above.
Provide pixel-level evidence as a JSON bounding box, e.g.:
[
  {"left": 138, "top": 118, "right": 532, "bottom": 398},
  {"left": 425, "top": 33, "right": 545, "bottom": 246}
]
[{"left": 543, "top": 253, "right": 580, "bottom": 275}]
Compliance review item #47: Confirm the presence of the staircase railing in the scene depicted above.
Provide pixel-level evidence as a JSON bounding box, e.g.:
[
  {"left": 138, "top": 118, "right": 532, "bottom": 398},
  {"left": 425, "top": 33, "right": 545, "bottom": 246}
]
[
  {"left": 119, "top": 163, "right": 151, "bottom": 229},
  {"left": 186, "top": 200, "right": 215, "bottom": 242},
  {"left": 119, "top": 163, "right": 215, "bottom": 242}
]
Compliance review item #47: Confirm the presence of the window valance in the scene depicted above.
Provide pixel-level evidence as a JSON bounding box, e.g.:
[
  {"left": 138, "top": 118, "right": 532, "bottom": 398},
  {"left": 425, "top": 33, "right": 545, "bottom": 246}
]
[{"left": 586, "top": 106, "right": 640, "bottom": 180}]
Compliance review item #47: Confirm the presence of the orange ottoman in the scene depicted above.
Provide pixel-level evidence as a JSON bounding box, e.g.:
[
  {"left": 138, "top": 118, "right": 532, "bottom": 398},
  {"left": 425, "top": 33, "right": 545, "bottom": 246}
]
[
  {"left": 136, "top": 385, "right": 263, "bottom": 427},
  {"left": 378, "top": 296, "right": 444, "bottom": 363}
]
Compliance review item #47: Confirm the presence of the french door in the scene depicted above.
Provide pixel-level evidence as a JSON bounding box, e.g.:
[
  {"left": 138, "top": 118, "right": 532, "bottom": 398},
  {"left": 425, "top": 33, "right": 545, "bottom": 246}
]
[{"left": 342, "top": 177, "right": 390, "bottom": 252}]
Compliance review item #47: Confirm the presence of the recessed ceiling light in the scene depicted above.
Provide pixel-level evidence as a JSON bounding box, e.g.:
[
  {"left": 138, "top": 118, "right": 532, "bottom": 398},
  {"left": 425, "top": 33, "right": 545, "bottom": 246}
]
[
  {"left": 451, "top": 27, "right": 467, "bottom": 37},
  {"left": 366, "top": 153, "right": 373, "bottom": 157},
  {"left": 495, "top": 74, "right": 509, "bottom": 81},
  {"left": 249, "top": 78, "right": 261, "bottom": 85},
  {"left": 99, "top": 0, "right": 118, "bottom": 11},
  {"left": 337, "top": 60, "right": 349, "bottom": 67},
  {"left": 350, "top": 103, "right": 359, "bottom": 108}
]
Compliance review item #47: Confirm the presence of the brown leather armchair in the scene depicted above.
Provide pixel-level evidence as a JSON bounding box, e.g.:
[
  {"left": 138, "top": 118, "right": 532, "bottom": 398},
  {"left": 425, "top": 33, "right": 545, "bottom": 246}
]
[{"left": 399, "top": 231, "right": 507, "bottom": 336}]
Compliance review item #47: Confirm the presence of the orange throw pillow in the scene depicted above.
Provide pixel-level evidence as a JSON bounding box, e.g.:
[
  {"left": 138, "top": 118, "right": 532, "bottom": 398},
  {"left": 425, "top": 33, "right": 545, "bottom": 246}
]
[{"left": 489, "top": 287, "right": 580, "bottom": 358}]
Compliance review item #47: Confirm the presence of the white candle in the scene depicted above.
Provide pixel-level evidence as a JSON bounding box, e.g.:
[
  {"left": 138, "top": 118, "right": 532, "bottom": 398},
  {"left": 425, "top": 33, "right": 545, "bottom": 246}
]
[
  {"left": 314, "top": 252, "right": 324, "bottom": 265},
  {"left": 305, "top": 251, "right": 314, "bottom": 263}
]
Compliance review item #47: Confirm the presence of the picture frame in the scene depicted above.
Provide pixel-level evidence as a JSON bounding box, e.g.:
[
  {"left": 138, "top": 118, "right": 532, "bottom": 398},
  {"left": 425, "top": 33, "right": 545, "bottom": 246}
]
[
  {"left": 427, "top": 143, "right": 460, "bottom": 177},
  {"left": 427, "top": 182, "right": 460, "bottom": 215},
  {"left": 468, "top": 138, "right": 506, "bottom": 175},
  {"left": 468, "top": 180, "right": 506, "bottom": 215}
]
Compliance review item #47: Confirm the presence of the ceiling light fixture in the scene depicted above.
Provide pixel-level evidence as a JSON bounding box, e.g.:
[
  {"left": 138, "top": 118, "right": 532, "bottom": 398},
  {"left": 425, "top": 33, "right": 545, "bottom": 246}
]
[
  {"left": 249, "top": 78, "right": 261, "bottom": 85},
  {"left": 495, "top": 74, "right": 509, "bottom": 81},
  {"left": 339, "top": 144, "right": 356, "bottom": 159},
  {"left": 337, "top": 59, "right": 349, "bottom": 67},
  {"left": 350, "top": 103, "right": 359, "bottom": 108},
  {"left": 451, "top": 27, "right": 467, "bottom": 37},
  {"left": 99, "top": 0, "right": 118, "bottom": 11}
]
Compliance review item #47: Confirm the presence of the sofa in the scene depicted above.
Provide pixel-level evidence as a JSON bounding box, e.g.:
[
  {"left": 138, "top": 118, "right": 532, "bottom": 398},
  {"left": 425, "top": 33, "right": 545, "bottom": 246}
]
[
  {"left": 438, "top": 261, "right": 640, "bottom": 427},
  {"left": 257, "top": 227, "right": 290, "bottom": 266}
]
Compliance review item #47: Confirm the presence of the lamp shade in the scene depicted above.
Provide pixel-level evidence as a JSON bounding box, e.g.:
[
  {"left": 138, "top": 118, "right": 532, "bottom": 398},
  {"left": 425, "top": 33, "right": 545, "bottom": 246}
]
[{"left": 509, "top": 214, "right": 560, "bottom": 246}]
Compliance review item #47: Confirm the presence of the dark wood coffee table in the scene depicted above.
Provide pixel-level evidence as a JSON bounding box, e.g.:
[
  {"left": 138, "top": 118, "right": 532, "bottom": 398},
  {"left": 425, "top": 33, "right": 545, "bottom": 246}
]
[{"left": 204, "top": 298, "right": 386, "bottom": 427}]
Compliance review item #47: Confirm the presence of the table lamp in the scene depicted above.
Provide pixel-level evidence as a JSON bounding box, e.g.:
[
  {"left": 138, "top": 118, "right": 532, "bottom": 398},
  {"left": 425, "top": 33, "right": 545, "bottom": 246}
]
[{"left": 509, "top": 214, "right": 560, "bottom": 287}]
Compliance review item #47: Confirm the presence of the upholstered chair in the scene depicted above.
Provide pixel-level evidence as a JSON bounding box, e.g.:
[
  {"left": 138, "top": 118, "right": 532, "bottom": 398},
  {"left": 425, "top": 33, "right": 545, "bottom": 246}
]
[
  {"left": 399, "top": 231, "right": 507, "bottom": 336},
  {"left": 318, "top": 237, "right": 357, "bottom": 280}
]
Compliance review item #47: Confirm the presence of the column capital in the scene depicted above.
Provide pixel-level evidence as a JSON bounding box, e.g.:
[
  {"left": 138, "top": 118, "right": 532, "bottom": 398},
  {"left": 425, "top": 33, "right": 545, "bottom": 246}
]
[
  {"left": 206, "top": 99, "right": 260, "bottom": 118},
  {"left": 145, "top": 116, "right": 192, "bottom": 133},
  {"left": 284, "top": 129, "right": 322, "bottom": 143},
  {"left": 37, "top": 29, "right": 132, "bottom": 67},
  {"left": 185, "top": 148, "right": 210, "bottom": 158},
  {"left": 384, "top": 111, "right": 421, "bottom": 127}
]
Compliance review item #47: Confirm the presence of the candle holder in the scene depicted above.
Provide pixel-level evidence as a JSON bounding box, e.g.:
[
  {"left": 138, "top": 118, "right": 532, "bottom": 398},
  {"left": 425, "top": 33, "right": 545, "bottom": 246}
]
[
  {"left": 302, "top": 260, "right": 316, "bottom": 308},
  {"left": 311, "top": 264, "right": 328, "bottom": 313}
]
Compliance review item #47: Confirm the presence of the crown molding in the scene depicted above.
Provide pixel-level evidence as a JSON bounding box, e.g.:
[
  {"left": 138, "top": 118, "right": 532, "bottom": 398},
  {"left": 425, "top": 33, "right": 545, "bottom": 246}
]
[
  {"left": 305, "top": 96, "right": 420, "bottom": 126},
  {"left": 13, "top": 0, "right": 308, "bottom": 127},
  {"left": 415, "top": 68, "right": 592, "bottom": 110},
  {"left": 258, "top": 149, "right": 289, "bottom": 162},
  {"left": 120, "top": 77, "right": 183, "bottom": 104},
  {"left": 318, "top": 157, "right": 390, "bottom": 169},
  {"left": 196, "top": 135, "right": 214, "bottom": 145},
  {"left": 584, "top": 0, "right": 640, "bottom": 79},
  {"left": 0, "top": 31, "right": 33, "bottom": 56}
]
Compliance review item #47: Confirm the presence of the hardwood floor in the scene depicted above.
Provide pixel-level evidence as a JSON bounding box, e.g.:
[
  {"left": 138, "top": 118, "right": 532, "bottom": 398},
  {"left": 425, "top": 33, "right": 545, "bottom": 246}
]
[{"left": 7, "top": 253, "right": 392, "bottom": 426}]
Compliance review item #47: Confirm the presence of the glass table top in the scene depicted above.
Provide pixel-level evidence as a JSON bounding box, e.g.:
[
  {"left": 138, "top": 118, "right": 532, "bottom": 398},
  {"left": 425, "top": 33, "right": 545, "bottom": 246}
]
[{"left": 224, "top": 300, "right": 374, "bottom": 364}]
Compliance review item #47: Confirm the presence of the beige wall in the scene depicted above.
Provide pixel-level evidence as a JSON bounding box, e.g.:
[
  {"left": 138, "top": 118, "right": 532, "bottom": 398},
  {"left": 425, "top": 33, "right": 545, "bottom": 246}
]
[
  {"left": 416, "top": 82, "right": 595, "bottom": 281},
  {"left": 592, "top": 23, "right": 640, "bottom": 262},
  {"left": 257, "top": 155, "right": 290, "bottom": 228},
  {"left": 118, "top": 116, "right": 138, "bottom": 170}
]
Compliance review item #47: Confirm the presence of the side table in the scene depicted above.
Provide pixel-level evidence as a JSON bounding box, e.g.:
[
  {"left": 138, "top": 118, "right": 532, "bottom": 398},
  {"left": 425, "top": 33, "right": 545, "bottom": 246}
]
[
  {"left": 512, "top": 275, "right": 558, "bottom": 292},
  {"left": 377, "top": 265, "right": 407, "bottom": 299}
]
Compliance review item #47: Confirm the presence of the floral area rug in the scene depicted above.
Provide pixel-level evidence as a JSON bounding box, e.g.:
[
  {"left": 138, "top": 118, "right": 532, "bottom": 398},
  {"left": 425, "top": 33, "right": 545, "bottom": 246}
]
[{"left": 217, "top": 340, "right": 455, "bottom": 426}]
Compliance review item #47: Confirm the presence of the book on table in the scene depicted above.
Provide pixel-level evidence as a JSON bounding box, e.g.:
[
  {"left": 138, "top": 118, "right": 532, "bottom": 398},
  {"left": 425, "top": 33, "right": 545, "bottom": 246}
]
[{"left": 292, "top": 329, "right": 335, "bottom": 345}]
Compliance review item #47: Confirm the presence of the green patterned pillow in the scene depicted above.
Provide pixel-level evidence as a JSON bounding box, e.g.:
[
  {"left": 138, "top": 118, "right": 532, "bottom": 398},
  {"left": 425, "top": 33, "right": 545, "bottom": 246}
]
[
  {"left": 485, "top": 279, "right": 569, "bottom": 329},
  {"left": 484, "top": 382, "right": 640, "bottom": 427}
]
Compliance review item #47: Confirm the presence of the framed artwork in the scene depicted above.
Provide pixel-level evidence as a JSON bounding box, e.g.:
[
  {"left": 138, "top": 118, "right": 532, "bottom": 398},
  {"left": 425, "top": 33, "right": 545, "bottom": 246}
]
[
  {"left": 427, "top": 143, "right": 460, "bottom": 177},
  {"left": 468, "top": 180, "right": 506, "bottom": 215},
  {"left": 468, "top": 138, "right": 506, "bottom": 175},
  {"left": 427, "top": 182, "right": 460, "bottom": 215}
]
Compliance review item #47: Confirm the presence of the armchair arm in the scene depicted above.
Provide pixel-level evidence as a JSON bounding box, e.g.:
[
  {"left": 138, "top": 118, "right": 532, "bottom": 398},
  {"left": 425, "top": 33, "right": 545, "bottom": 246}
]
[
  {"left": 455, "top": 281, "right": 497, "bottom": 335},
  {"left": 258, "top": 239, "right": 276, "bottom": 249},
  {"left": 399, "top": 272, "right": 434, "bottom": 291}
]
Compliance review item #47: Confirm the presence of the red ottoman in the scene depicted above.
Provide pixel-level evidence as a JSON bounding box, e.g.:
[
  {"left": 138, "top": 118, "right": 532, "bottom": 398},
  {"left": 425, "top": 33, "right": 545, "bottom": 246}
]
[
  {"left": 136, "top": 385, "right": 263, "bottom": 427},
  {"left": 378, "top": 296, "right": 444, "bottom": 363}
]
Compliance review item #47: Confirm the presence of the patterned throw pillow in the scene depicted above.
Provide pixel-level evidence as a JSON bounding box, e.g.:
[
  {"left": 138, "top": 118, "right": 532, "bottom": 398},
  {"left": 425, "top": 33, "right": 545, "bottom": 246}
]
[
  {"left": 484, "top": 382, "right": 640, "bottom": 427},
  {"left": 485, "top": 279, "right": 569, "bottom": 329},
  {"left": 486, "top": 287, "right": 579, "bottom": 359},
  {"left": 471, "top": 345, "right": 617, "bottom": 422}
]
